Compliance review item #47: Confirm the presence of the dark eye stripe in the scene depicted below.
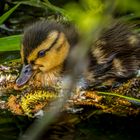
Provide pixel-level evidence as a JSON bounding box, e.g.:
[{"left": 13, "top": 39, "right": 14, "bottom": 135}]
[
  {"left": 44, "top": 32, "right": 60, "bottom": 52},
  {"left": 25, "top": 32, "right": 61, "bottom": 64}
]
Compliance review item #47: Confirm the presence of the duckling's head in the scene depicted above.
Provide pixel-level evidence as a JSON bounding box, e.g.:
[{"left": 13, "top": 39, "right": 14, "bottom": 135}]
[{"left": 16, "top": 20, "right": 78, "bottom": 87}]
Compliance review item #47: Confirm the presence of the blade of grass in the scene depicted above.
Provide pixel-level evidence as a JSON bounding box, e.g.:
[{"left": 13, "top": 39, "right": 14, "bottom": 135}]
[
  {"left": 98, "top": 91, "right": 140, "bottom": 104},
  {"left": 0, "top": 3, "right": 20, "bottom": 25},
  {"left": 0, "top": 35, "right": 22, "bottom": 51}
]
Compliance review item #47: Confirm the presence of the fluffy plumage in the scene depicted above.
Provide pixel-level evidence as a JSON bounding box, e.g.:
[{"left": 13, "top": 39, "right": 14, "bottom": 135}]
[{"left": 16, "top": 20, "right": 140, "bottom": 88}]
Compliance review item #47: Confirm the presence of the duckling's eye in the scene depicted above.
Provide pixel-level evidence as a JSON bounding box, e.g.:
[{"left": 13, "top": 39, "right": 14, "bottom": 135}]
[{"left": 38, "top": 50, "right": 46, "bottom": 58}]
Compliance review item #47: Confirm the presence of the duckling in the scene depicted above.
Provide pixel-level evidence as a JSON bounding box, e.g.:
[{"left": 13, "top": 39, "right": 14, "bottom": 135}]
[
  {"left": 16, "top": 21, "right": 79, "bottom": 87},
  {"left": 16, "top": 20, "right": 140, "bottom": 88}
]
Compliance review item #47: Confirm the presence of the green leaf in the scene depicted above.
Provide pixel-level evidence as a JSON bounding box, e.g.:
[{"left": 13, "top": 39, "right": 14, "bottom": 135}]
[
  {"left": 0, "top": 35, "right": 22, "bottom": 51},
  {"left": 98, "top": 91, "right": 140, "bottom": 104},
  {"left": 0, "top": 4, "right": 20, "bottom": 25}
]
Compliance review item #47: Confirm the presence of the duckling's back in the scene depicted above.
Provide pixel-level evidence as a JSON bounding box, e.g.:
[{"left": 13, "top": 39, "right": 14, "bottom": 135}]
[{"left": 86, "top": 22, "right": 140, "bottom": 85}]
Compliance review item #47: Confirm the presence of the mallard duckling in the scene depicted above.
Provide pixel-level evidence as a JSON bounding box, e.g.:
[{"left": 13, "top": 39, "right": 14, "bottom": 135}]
[
  {"left": 16, "top": 20, "right": 140, "bottom": 88},
  {"left": 16, "top": 21, "right": 78, "bottom": 87}
]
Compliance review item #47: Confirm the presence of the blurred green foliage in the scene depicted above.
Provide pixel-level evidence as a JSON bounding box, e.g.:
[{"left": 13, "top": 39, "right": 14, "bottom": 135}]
[
  {"left": 117, "top": 0, "right": 140, "bottom": 14},
  {"left": 0, "top": 0, "right": 140, "bottom": 51},
  {"left": 0, "top": 35, "right": 21, "bottom": 51},
  {"left": 65, "top": 0, "right": 105, "bottom": 33}
]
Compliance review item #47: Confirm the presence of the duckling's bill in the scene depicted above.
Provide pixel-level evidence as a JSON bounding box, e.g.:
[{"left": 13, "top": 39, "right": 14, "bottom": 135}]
[{"left": 16, "top": 64, "right": 34, "bottom": 87}]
